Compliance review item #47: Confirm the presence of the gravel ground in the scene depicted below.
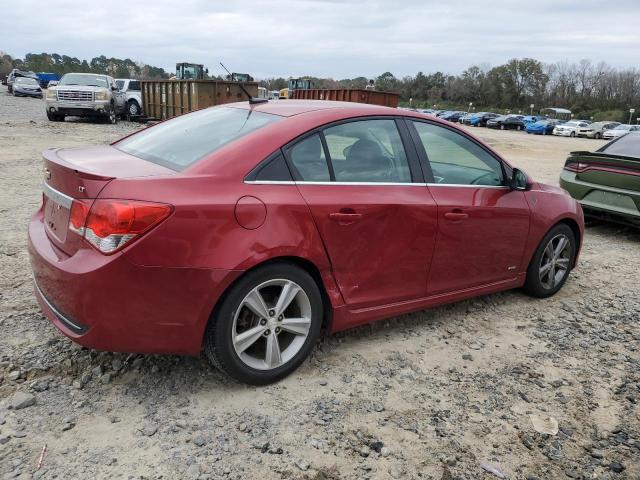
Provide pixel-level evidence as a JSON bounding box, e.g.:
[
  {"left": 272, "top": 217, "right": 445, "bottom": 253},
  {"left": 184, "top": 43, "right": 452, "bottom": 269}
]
[{"left": 0, "top": 90, "right": 638, "bottom": 480}]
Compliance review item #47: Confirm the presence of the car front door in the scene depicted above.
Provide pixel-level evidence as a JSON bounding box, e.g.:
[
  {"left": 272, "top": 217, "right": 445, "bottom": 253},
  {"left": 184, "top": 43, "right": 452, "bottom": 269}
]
[
  {"left": 408, "top": 120, "right": 531, "bottom": 295},
  {"left": 109, "top": 77, "right": 126, "bottom": 113},
  {"left": 287, "top": 118, "right": 438, "bottom": 309}
]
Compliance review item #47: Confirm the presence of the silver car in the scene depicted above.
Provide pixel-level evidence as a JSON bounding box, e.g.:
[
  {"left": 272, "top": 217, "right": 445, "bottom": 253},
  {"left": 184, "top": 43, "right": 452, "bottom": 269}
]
[
  {"left": 576, "top": 121, "right": 620, "bottom": 139},
  {"left": 602, "top": 124, "right": 640, "bottom": 140}
]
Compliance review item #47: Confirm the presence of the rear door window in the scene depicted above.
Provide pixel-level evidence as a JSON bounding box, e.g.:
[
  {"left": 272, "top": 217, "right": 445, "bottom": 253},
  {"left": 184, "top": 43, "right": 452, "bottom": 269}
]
[
  {"left": 322, "top": 119, "right": 412, "bottom": 183},
  {"left": 288, "top": 134, "right": 331, "bottom": 181}
]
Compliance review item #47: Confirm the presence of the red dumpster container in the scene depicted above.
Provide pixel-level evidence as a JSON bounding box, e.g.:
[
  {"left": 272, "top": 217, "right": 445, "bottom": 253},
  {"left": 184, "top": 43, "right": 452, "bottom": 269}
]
[{"left": 291, "top": 88, "right": 399, "bottom": 108}]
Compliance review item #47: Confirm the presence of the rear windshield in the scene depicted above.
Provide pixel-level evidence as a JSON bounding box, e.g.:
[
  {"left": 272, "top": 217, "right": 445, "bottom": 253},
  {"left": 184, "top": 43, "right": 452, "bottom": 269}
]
[
  {"left": 598, "top": 133, "right": 640, "bottom": 158},
  {"left": 115, "top": 107, "right": 281, "bottom": 170}
]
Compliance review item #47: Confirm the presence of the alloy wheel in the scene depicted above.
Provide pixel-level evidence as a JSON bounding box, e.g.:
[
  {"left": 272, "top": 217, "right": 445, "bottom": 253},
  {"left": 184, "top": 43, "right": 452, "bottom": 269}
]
[
  {"left": 538, "top": 234, "right": 571, "bottom": 290},
  {"left": 128, "top": 102, "right": 140, "bottom": 116},
  {"left": 232, "top": 279, "right": 312, "bottom": 370}
]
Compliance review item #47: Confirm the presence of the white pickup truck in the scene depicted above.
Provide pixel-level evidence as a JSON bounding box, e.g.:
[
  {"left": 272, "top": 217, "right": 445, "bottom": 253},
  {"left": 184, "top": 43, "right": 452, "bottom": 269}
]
[
  {"left": 45, "top": 73, "right": 126, "bottom": 123},
  {"left": 115, "top": 78, "right": 143, "bottom": 117}
]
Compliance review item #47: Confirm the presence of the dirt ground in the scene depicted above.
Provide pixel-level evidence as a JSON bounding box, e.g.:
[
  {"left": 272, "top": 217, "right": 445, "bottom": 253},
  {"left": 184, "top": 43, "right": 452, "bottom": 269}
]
[{"left": 0, "top": 91, "right": 638, "bottom": 480}]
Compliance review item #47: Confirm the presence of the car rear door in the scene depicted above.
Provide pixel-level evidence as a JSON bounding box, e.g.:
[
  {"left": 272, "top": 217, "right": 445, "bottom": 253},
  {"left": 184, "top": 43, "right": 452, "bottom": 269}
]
[
  {"left": 287, "top": 118, "right": 438, "bottom": 309},
  {"left": 408, "top": 120, "right": 531, "bottom": 295}
]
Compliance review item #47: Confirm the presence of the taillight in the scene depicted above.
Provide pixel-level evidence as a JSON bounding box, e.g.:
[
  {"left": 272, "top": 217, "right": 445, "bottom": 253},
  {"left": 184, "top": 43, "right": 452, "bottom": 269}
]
[
  {"left": 564, "top": 162, "right": 589, "bottom": 173},
  {"left": 68, "top": 199, "right": 172, "bottom": 254},
  {"left": 69, "top": 199, "right": 91, "bottom": 235}
]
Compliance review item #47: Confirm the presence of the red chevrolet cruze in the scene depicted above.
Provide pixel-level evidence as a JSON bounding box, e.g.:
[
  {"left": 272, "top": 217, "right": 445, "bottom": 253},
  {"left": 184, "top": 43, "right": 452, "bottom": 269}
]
[{"left": 29, "top": 100, "right": 584, "bottom": 384}]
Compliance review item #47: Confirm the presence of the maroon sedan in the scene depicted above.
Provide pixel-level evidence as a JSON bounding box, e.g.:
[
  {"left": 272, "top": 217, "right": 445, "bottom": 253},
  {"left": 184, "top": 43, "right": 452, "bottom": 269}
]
[{"left": 29, "top": 101, "right": 584, "bottom": 384}]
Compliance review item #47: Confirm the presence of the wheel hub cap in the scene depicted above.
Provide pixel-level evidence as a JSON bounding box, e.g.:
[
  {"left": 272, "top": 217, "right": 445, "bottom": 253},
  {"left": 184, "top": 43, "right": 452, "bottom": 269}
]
[
  {"left": 538, "top": 234, "right": 571, "bottom": 290},
  {"left": 232, "top": 279, "right": 312, "bottom": 371}
]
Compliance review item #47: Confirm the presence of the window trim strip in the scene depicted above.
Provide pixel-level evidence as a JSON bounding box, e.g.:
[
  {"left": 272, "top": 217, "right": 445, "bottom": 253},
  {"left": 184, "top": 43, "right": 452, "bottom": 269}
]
[{"left": 243, "top": 180, "right": 512, "bottom": 189}]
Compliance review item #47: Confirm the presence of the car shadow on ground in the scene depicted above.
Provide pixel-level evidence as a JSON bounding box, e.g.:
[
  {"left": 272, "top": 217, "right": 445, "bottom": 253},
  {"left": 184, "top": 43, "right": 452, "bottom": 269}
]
[{"left": 585, "top": 219, "right": 640, "bottom": 240}]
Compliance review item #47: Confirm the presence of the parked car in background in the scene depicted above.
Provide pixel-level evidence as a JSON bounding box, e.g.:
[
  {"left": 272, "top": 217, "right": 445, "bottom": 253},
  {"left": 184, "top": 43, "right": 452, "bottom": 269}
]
[
  {"left": 526, "top": 119, "right": 564, "bottom": 135},
  {"left": 602, "top": 124, "right": 640, "bottom": 140},
  {"left": 487, "top": 115, "right": 525, "bottom": 130},
  {"left": 115, "top": 78, "right": 143, "bottom": 117},
  {"left": 458, "top": 112, "right": 475, "bottom": 124},
  {"left": 12, "top": 77, "right": 42, "bottom": 98},
  {"left": 522, "top": 115, "right": 548, "bottom": 127},
  {"left": 45, "top": 73, "right": 126, "bottom": 123},
  {"left": 469, "top": 112, "right": 500, "bottom": 127},
  {"left": 29, "top": 100, "right": 584, "bottom": 384},
  {"left": 441, "top": 111, "right": 467, "bottom": 122},
  {"left": 553, "top": 120, "right": 592, "bottom": 137},
  {"left": 6, "top": 69, "right": 37, "bottom": 93},
  {"left": 560, "top": 133, "right": 640, "bottom": 227},
  {"left": 576, "top": 121, "right": 620, "bottom": 139}
]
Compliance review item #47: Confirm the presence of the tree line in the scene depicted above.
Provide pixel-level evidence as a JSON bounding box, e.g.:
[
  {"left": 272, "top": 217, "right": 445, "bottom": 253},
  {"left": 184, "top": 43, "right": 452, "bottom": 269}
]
[
  {"left": 0, "top": 52, "right": 169, "bottom": 80},
  {"left": 2, "top": 52, "right": 637, "bottom": 121},
  {"left": 260, "top": 58, "right": 640, "bottom": 122}
]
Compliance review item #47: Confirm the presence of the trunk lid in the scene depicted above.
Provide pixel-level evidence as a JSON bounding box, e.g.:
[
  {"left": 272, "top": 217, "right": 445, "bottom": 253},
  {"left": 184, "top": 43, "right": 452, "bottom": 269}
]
[{"left": 42, "top": 146, "right": 175, "bottom": 255}]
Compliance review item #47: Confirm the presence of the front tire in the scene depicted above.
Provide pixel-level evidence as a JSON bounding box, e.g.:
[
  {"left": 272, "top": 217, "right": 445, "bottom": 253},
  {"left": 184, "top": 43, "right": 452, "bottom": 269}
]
[
  {"left": 46, "top": 112, "right": 64, "bottom": 122},
  {"left": 204, "top": 263, "right": 323, "bottom": 385},
  {"left": 103, "top": 104, "right": 117, "bottom": 124},
  {"left": 570, "top": 131, "right": 575, "bottom": 138},
  {"left": 523, "top": 224, "right": 575, "bottom": 298}
]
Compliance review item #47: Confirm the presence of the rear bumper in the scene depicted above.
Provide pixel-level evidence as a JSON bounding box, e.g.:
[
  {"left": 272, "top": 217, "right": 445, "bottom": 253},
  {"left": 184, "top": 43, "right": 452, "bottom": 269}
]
[
  {"left": 28, "top": 210, "right": 241, "bottom": 355},
  {"left": 559, "top": 173, "right": 640, "bottom": 224}
]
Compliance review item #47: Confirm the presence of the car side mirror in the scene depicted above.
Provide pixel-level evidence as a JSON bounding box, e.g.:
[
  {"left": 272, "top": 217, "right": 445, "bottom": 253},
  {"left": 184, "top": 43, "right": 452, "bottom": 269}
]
[
  {"left": 510, "top": 168, "right": 529, "bottom": 191},
  {"left": 111, "top": 85, "right": 118, "bottom": 91}
]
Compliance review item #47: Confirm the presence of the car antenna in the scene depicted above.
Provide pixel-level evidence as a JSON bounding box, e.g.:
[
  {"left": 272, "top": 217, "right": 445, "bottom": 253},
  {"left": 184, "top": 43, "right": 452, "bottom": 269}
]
[{"left": 220, "top": 62, "right": 267, "bottom": 105}]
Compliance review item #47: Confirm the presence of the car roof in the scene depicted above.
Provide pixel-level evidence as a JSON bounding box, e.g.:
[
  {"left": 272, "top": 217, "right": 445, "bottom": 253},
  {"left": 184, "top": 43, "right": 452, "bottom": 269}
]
[
  {"left": 227, "top": 100, "right": 404, "bottom": 118},
  {"left": 187, "top": 100, "right": 509, "bottom": 177}
]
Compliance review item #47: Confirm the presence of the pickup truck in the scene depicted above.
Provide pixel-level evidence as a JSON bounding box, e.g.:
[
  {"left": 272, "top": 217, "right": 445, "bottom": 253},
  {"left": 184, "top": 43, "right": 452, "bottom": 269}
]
[
  {"left": 45, "top": 73, "right": 126, "bottom": 123},
  {"left": 115, "top": 78, "right": 143, "bottom": 116}
]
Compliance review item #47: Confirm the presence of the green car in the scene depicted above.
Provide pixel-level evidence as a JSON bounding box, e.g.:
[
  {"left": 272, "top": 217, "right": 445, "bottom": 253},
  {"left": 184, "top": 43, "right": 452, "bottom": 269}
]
[{"left": 560, "top": 133, "right": 640, "bottom": 227}]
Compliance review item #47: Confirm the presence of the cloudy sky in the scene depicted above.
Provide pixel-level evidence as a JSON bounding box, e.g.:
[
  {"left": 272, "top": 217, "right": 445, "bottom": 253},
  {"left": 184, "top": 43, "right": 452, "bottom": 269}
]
[{"left": 2, "top": 0, "right": 638, "bottom": 79}]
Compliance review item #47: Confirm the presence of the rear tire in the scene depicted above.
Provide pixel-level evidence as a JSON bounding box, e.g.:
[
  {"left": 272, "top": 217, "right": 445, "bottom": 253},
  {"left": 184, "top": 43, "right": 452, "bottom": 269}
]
[
  {"left": 594, "top": 132, "right": 601, "bottom": 139},
  {"left": 570, "top": 131, "right": 575, "bottom": 138},
  {"left": 523, "top": 224, "right": 576, "bottom": 298},
  {"left": 203, "top": 262, "right": 323, "bottom": 385},
  {"left": 500, "top": 124, "right": 505, "bottom": 130},
  {"left": 127, "top": 100, "right": 140, "bottom": 117}
]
